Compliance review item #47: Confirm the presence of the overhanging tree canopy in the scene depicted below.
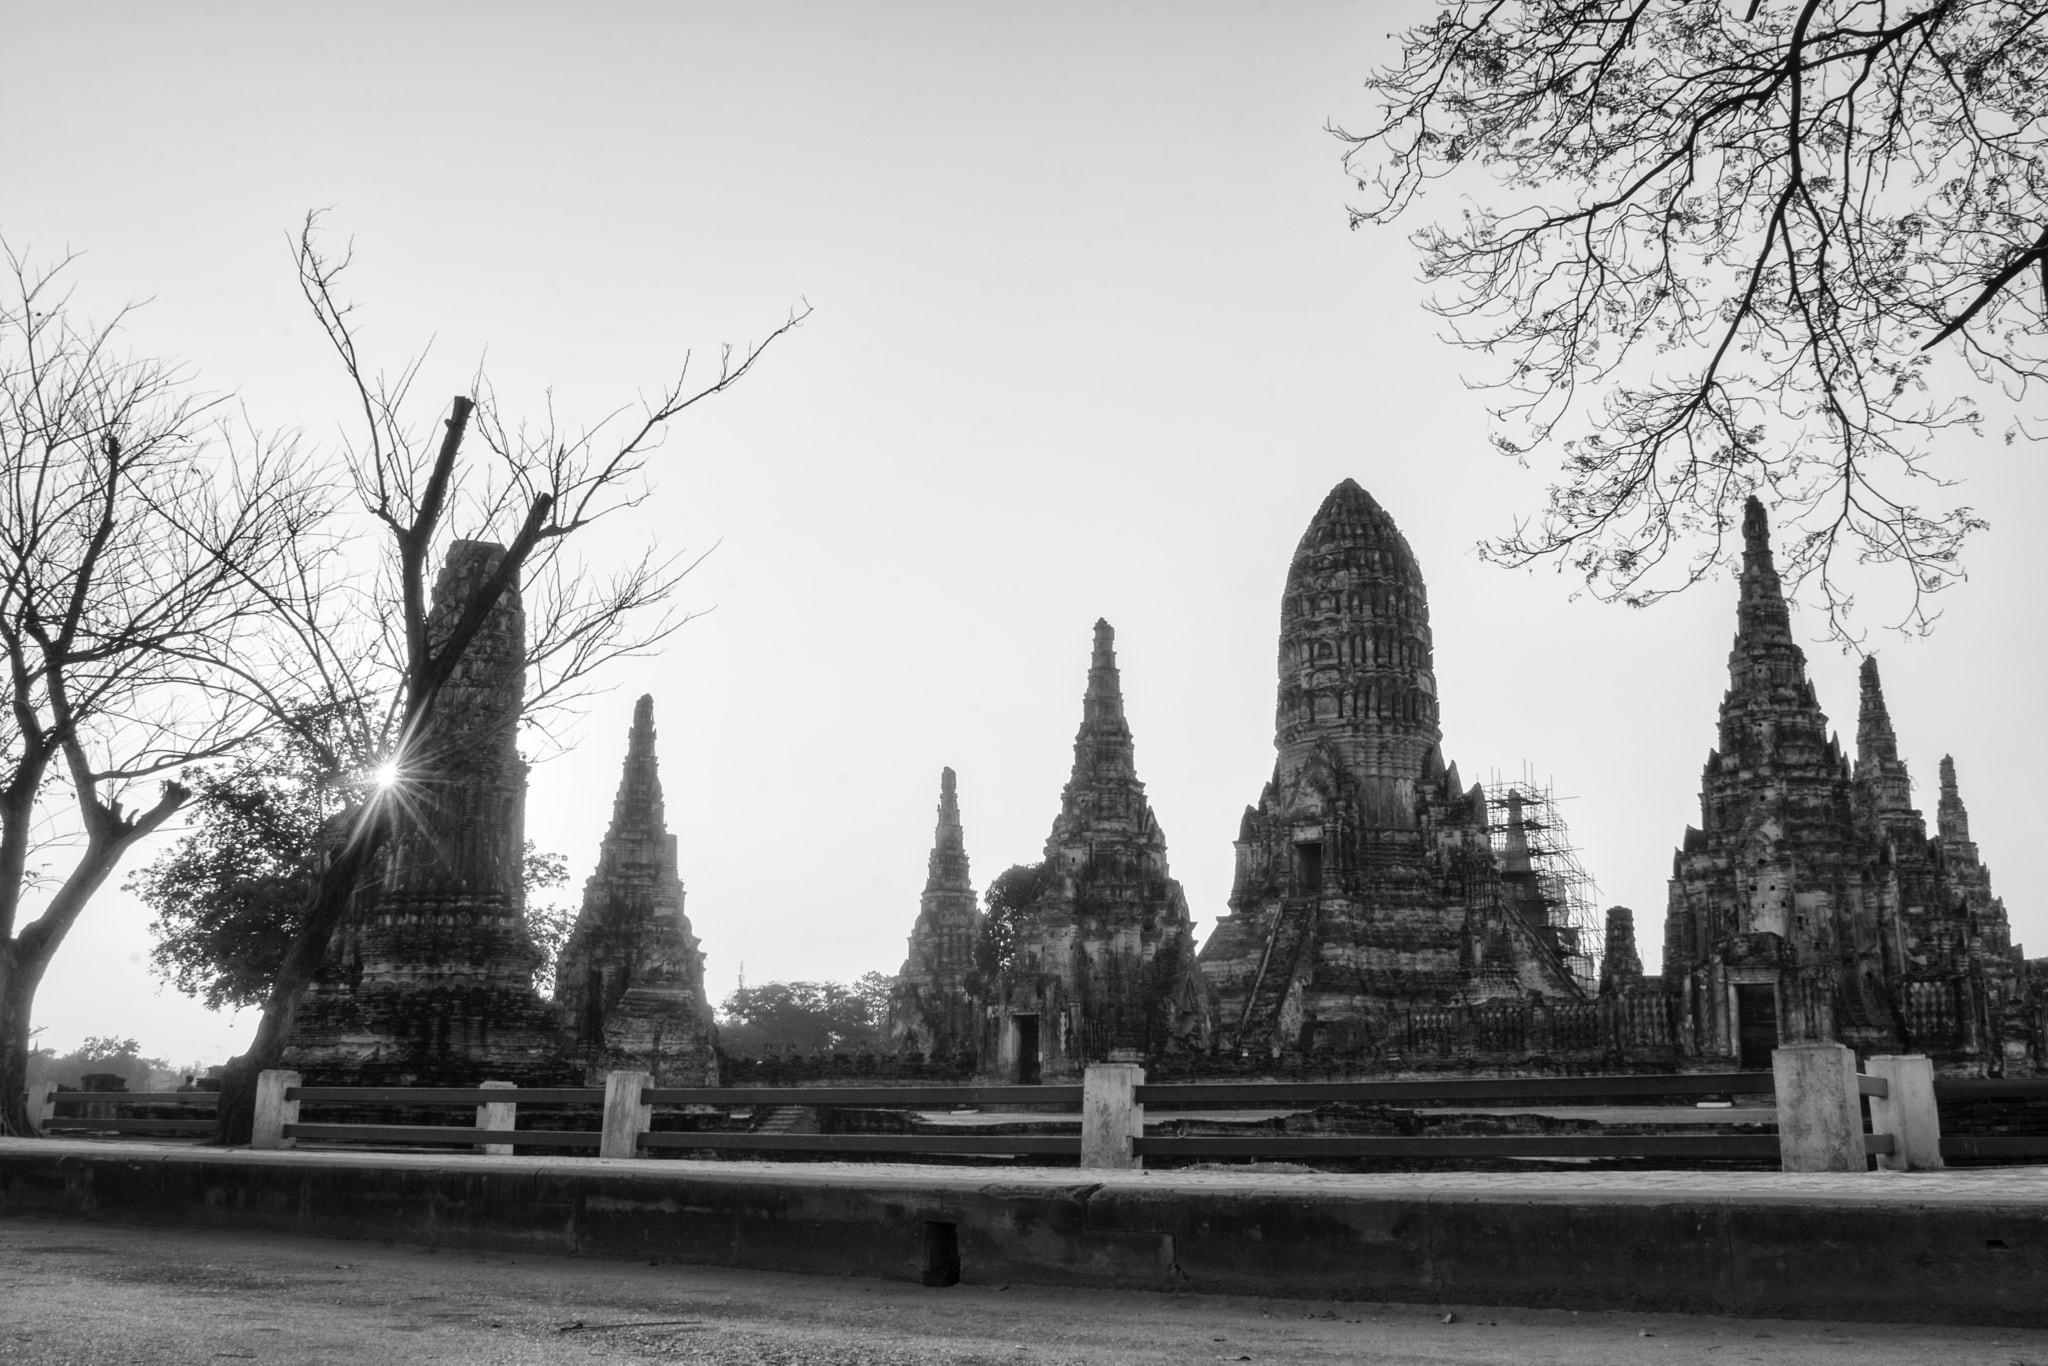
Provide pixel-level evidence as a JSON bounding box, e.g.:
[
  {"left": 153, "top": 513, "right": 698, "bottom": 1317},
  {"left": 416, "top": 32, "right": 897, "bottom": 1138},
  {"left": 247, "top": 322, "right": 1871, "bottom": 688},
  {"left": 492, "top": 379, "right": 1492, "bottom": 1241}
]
[{"left": 1341, "top": 0, "right": 2048, "bottom": 635}]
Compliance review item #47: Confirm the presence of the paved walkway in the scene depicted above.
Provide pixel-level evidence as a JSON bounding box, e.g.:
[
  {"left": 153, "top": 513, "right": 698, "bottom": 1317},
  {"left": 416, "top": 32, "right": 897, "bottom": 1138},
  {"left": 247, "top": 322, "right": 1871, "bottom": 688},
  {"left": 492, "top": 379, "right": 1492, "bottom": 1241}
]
[{"left": 6, "top": 1218, "right": 2044, "bottom": 1365}]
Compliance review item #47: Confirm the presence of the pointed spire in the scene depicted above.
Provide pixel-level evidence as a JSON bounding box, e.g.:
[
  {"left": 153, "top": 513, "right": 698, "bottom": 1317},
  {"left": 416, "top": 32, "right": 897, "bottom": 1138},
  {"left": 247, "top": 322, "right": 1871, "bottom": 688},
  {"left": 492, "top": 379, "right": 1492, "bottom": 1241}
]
[
  {"left": 1070, "top": 618, "right": 1136, "bottom": 784},
  {"left": 1853, "top": 656, "right": 1917, "bottom": 831},
  {"left": 891, "top": 765, "right": 980, "bottom": 1053},
  {"left": 1047, "top": 618, "right": 1163, "bottom": 865},
  {"left": 550, "top": 691, "right": 714, "bottom": 1085},
  {"left": 630, "top": 692, "right": 655, "bottom": 754},
  {"left": 1938, "top": 754, "right": 1973, "bottom": 845},
  {"left": 1083, "top": 618, "right": 1128, "bottom": 731},
  {"left": 1728, "top": 496, "right": 1805, "bottom": 695},
  {"left": 924, "top": 766, "right": 971, "bottom": 895},
  {"left": 1741, "top": 493, "right": 1770, "bottom": 551},
  {"left": 602, "top": 693, "right": 667, "bottom": 844},
  {"left": 1856, "top": 657, "right": 1898, "bottom": 763},
  {"left": 1599, "top": 906, "right": 1645, "bottom": 994}
]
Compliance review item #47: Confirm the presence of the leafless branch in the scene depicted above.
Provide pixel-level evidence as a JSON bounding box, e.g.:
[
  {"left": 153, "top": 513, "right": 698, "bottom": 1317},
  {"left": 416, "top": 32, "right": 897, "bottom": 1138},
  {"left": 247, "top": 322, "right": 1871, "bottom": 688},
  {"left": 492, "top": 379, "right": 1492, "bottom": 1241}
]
[{"left": 1338, "top": 0, "right": 2044, "bottom": 638}]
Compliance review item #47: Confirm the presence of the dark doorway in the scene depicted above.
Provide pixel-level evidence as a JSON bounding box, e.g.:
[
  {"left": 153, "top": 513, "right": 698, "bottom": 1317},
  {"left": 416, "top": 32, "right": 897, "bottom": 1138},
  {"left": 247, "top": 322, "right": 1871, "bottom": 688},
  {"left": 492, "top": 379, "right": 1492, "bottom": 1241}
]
[
  {"left": 1735, "top": 984, "right": 1779, "bottom": 1069},
  {"left": 1015, "top": 1014, "right": 1041, "bottom": 1085},
  {"left": 922, "top": 1222, "right": 961, "bottom": 1287},
  {"left": 1294, "top": 841, "right": 1323, "bottom": 895}
]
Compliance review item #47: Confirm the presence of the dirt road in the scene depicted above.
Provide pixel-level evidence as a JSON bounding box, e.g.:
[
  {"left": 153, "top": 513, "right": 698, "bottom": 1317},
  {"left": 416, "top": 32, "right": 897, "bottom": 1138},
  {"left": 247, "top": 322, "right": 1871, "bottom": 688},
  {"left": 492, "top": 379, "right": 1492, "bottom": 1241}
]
[{"left": 2, "top": 1216, "right": 2040, "bottom": 1365}]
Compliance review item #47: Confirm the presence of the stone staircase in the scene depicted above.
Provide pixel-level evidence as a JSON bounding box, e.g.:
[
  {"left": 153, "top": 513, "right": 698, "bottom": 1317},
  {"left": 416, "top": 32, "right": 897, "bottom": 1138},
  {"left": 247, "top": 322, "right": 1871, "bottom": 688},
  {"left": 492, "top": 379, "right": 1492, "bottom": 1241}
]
[
  {"left": 752, "top": 1105, "right": 820, "bottom": 1135},
  {"left": 1237, "top": 897, "right": 1318, "bottom": 1051}
]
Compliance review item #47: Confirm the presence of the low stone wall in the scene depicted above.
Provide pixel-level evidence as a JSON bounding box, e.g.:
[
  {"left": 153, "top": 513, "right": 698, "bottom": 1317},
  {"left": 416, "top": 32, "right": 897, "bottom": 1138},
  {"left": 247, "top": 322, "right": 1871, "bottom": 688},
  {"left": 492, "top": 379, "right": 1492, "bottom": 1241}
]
[{"left": 3, "top": 1140, "right": 2044, "bottom": 1326}]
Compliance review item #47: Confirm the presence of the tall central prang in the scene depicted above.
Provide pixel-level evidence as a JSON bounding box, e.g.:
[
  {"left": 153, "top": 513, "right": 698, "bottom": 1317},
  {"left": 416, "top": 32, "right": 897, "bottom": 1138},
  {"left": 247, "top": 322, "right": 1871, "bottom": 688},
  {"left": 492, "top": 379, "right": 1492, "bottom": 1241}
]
[
  {"left": 1272, "top": 478, "right": 1442, "bottom": 828},
  {"left": 1198, "top": 481, "right": 1582, "bottom": 1059}
]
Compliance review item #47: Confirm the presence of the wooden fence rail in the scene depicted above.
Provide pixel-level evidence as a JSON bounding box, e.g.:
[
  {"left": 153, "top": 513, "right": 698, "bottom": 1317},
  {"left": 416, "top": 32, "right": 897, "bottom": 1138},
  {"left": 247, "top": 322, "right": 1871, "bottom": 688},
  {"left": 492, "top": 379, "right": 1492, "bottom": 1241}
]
[
  {"left": 32, "top": 1086, "right": 218, "bottom": 1136},
  {"left": 31, "top": 1045, "right": 2016, "bottom": 1173},
  {"left": 1132, "top": 1073, "right": 1778, "bottom": 1107}
]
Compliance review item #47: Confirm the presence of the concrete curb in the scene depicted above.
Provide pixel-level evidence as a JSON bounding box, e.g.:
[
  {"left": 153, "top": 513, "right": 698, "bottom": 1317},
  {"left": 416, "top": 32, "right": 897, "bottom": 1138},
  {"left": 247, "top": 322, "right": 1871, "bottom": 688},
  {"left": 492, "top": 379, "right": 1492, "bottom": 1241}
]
[{"left": 3, "top": 1141, "right": 2043, "bottom": 1325}]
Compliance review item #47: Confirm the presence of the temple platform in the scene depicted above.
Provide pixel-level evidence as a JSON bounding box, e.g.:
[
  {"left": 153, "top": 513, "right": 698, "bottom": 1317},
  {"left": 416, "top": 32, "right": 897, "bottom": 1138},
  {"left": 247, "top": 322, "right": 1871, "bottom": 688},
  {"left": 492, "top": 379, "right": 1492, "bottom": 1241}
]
[{"left": 3, "top": 1138, "right": 2041, "bottom": 1326}]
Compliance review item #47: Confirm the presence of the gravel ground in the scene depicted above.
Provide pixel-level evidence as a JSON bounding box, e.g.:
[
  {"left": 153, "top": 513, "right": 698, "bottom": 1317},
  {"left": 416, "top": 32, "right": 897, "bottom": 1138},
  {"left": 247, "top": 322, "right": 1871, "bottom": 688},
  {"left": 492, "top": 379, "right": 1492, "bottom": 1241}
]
[{"left": 3, "top": 1216, "right": 2044, "bottom": 1365}]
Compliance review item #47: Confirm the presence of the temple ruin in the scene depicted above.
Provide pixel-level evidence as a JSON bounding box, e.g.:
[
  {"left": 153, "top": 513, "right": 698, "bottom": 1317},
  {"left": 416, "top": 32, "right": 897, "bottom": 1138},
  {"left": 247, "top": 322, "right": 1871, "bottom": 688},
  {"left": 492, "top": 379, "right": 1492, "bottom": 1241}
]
[
  {"left": 1657, "top": 497, "right": 2034, "bottom": 1073},
  {"left": 980, "top": 621, "right": 1205, "bottom": 1081},
  {"left": 282, "top": 541, "right": 574, "bottom": 1087},
  {"left": 882, "top": 768, "right": 981, "bottom": 1066},
  {"left": 1195, "top": 480, "right": 1583, "bottom": 1061},
  {"left": 551, "top": 695, "right": 720, "bottom": 1086},
  {"left": 276, "top": 491, "right": 2040, "bottom": 1090}
]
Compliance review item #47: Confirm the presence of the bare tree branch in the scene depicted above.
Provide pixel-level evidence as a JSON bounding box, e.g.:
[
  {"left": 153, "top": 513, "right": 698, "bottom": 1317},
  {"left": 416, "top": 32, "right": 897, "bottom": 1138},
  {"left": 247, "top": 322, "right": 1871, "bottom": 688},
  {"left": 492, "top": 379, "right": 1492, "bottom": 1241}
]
[
  {"left": 210, "top": 218, "right": 806, "bottom": 1142},
  {"left": 1338, "top": 0, "right": 2044, "bottom": 639},
  {"left": 0, "top": 246, "right": 329, "bottom": 1137}
]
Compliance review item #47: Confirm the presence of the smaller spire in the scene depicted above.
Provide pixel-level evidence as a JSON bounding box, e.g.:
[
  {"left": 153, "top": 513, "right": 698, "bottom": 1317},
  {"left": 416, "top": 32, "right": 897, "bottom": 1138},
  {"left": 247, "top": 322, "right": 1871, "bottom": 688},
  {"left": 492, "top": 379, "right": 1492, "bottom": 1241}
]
[
  {"left": 1741, "top": 494, "right": 1770, "bottom": 554},
  {"left": 1067, "top": 619, "right": 1137, "bottom": 785},
  {"left": 1048, "top": 618, "right": 1155, "bottom": 858},
  {"left": 596, "top": 693, "right": 668, "bottom": 847},
  {"left": 1599, "top": 906, "right": 1644, "bottom": 994},
  {"left": 924, "top": 766, "right": 971, "bottom": 895},
  {"left": 629, "top": 692, "right": 656, "bottom": 754},
  {"left": 1726, "top": 495, "right": 1807, "bottom": 700},
  {"left": 1938, "top": 754, "right": 1973, "bottom": 845},
  {"left": 938, "top": 766, "right": 960, "bottom": 836},
  {"left": 1853, "top": 657, "right": 1915, "bottom": 830},
  {"left": 1856, "top": 658, "right": 1897, "bottom": 760},
  {"left": 1084, "top": 619, "right": 1126, "bottom": 728}
]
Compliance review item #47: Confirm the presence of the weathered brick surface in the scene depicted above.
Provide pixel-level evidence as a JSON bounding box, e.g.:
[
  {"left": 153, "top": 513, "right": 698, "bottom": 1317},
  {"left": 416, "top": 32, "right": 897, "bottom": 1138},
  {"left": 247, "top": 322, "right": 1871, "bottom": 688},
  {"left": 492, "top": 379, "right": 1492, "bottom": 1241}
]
[{"left": 551, "top": 694, "right": 719, "bottom": 1086}]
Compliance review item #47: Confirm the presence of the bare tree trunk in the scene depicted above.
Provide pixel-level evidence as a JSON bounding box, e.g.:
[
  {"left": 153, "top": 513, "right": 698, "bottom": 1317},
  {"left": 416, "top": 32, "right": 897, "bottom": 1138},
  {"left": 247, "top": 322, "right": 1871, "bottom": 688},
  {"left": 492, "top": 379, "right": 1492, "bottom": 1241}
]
[
  {"left": 0, "top": 945, "right": 39, "bottom": 1137},
  {"left": 0, "top": 796, "right": 181, "bottom": 1139},
  {"left": 213, "top": 818, "right": 387, "bottom": 1143}
]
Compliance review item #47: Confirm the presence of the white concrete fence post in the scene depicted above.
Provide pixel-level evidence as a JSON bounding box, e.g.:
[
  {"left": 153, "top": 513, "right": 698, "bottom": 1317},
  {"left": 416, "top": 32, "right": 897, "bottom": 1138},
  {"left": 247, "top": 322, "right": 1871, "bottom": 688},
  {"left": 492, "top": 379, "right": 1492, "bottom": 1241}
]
[
  {"left": 30, "top": 1082, "right": 57, "bottom": 1135},
  {"left": 600, "top": 1070, "right": 653, "bottom": 1160},
  {"left": 1771, "top": 1042, "right": 1865, "bottom": 1172},
  {"left": 1865, "top": 1054, "right": 1944, "bottom": 1171},
  {"left": 476, "top": 1079, "right": 517, "bottom": 1156},
  {"left": 252, "top": 1069, "right": 301, "bottom": 1151},
  {"left": 1081, "top": 1062, "right": 1144, "bottom": 1171}
]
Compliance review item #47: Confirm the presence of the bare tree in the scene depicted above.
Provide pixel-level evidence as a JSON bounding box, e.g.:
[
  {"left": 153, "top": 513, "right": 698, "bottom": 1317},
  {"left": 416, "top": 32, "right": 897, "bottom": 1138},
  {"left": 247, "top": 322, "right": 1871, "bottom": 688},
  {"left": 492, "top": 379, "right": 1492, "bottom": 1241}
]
[
  {"left": 0, "top": 248, "right": 327, "bottom": 1137},
  {"left": 1340, "top": 1, "right": 2048, "bottom": 637},
  {"left": 208, "top": 217, "right": 807, "bottom": 1141}
]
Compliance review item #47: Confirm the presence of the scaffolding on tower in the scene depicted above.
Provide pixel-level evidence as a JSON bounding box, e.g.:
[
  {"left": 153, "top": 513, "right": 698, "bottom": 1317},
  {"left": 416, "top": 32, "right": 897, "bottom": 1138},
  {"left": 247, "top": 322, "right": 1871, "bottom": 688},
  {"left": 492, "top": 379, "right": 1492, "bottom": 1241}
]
[{"left": 1483, "top": 769, "right": 1603, "bottom": 995}]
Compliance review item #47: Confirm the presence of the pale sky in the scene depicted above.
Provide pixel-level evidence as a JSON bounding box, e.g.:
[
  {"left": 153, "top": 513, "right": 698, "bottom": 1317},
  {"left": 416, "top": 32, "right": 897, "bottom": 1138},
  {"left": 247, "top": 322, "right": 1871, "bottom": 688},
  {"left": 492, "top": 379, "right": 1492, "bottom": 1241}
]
[{"left": 6, "top": 2, "right": 2043, "bottom": 1066}]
